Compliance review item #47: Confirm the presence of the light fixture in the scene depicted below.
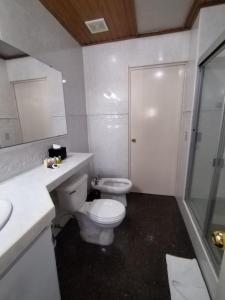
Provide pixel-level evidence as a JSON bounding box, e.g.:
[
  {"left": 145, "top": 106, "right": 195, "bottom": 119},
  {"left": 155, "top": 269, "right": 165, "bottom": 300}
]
[{"left": 85, "top": 18, "right": 108, "bottom": 34}]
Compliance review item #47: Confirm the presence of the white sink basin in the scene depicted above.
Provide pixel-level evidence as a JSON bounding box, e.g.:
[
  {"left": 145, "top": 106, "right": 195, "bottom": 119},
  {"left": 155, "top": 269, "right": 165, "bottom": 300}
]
[{"left": 0, "top": 199, "right": 13, "bottom": 231}]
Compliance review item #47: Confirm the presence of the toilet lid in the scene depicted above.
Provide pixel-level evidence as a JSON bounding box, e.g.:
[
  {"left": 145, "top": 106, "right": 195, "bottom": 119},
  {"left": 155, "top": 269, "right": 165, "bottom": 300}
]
[{"left": 88, "top": 199, "right": 125, "bottom": 222}]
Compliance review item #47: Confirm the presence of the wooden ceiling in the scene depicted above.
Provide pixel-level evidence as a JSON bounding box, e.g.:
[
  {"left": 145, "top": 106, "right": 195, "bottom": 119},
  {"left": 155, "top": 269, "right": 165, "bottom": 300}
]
[{"left": 40, "top": 0, "right": 225, "bottom": 46}]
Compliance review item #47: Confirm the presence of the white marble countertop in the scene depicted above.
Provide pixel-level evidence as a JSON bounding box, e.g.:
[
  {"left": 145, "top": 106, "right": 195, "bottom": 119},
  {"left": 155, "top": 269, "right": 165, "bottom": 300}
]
[{"left": 0, "top": 152, "right": 93, "bottom": 276}]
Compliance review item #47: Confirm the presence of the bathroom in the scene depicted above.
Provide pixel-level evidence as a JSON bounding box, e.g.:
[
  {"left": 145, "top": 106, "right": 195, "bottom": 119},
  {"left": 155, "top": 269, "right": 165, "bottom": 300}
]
[{"left": 1, "top": 0, "right": 225, "bottom": 299}]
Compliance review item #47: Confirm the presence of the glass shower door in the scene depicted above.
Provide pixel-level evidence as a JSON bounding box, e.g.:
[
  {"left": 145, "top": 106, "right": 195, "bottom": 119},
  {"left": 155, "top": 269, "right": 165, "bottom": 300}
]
[
  {"left": 207, "top": 150, "right": 225, "bottom": 265},
  {"left": 206, "top": 47, "right": 225, "bottom": 267},
  {"left": 187, "top": 55, "right": 225, "bottom": 229},
  {"left": 187, "top": 43, "right": 225, "bottom": 271}
]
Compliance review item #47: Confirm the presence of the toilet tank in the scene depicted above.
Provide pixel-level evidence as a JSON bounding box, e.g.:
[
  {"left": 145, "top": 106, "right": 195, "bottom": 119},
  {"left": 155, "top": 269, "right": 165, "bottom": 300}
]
[{"left": 57, "top": 174, "right": 88, "bottom": 212}]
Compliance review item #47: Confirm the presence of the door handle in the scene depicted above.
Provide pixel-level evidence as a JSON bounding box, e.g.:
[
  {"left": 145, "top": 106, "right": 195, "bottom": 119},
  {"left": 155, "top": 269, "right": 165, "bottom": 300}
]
[
  {"left": 131, "top": 138, "right": 136, "bottom": 143},
  {"left": 212, "top": 231, "right": 225, "bottom": 250}
]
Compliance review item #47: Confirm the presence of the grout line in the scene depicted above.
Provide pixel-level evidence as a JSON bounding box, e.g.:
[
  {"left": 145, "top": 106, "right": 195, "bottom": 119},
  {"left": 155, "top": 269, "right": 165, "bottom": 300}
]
[
  {"left": 86, "top": 113, "right": 128, "bottom": 116},
  {"left": 67, "top": 113, "right": 87, "bottom": 117},
  {"left": 0, "top": 117, "right": 20, "bottom": 120}
]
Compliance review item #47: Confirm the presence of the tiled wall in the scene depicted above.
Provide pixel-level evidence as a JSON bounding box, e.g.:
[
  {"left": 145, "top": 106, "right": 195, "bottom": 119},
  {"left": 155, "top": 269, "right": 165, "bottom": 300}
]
[
  {"left": 198, "top": 5, "right": 225, "bottom": 59},
  {"left": 83, "top": 32, "right": 190, "bottom": 178},
  {"left": 0, "top": 0, "right": 88, "bottom": 182}
]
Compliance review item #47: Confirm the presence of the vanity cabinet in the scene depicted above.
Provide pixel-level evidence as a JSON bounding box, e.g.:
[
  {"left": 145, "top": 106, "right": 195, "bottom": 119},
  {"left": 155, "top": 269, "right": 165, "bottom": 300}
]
[
  {"left": 0, "top": 228, "right": 60, "bottom": 300},
  {"left": 0, "top": 153, "right": 92, "bottom": 300}
]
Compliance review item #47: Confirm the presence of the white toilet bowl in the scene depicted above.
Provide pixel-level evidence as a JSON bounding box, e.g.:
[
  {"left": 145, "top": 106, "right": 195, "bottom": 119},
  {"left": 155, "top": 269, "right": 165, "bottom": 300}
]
[
  {"left": 91, "top": 178, "right": 132, "bottom": 206},
  {"left": 57, "top": 174, "right": 125, "bottom": 246}
]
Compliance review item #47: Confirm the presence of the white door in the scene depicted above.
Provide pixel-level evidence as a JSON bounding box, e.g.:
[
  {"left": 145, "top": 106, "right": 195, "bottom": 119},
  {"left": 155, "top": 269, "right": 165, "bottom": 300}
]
[
  {"left": 130, "top": 64, "right": 185, "bottom": 195},
  {"left": 13, "top": 78, "right": 50, "bottom": 143}
]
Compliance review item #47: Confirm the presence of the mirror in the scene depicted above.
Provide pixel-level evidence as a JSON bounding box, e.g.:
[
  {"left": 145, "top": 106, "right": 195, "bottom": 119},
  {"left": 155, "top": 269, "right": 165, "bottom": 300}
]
[{"left": 0, "top": 40, "right": 67, "bottom": 148}]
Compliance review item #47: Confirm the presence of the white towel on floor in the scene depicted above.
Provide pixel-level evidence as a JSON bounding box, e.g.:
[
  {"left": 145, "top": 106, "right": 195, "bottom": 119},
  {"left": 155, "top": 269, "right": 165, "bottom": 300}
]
[{"left": 166, "top": 254, "right": 210, "bottom": 300}]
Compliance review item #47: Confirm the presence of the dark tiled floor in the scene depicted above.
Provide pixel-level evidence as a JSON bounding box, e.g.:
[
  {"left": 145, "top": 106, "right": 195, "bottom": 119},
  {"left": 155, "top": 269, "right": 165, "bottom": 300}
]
[{"left": 55, "top": 193, "right": 195, "bottom": 300}]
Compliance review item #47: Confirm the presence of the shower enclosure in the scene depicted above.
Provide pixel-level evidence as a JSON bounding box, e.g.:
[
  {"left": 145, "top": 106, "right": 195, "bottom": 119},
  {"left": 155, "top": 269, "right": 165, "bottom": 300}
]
[{"left": 186, "top": 41, "right": 225, "bottom": 272}]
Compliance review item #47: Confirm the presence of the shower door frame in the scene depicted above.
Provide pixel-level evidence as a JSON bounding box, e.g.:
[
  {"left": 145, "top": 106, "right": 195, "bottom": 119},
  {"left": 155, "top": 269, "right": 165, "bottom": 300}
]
[{"left": 185, "top": 40, "right": 225, "bottom": 272}]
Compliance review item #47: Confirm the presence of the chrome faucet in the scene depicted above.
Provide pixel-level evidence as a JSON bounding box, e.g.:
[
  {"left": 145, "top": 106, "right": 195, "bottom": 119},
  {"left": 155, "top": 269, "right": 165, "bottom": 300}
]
[{"left": 93, "top": 175, "right": 101, "bottom": 185}]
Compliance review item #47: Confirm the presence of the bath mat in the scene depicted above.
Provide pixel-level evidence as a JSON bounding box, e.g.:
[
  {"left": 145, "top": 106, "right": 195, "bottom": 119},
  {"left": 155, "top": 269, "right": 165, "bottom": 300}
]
[{"left": 166, "top": 254, "right": 210, "bottom": 300}]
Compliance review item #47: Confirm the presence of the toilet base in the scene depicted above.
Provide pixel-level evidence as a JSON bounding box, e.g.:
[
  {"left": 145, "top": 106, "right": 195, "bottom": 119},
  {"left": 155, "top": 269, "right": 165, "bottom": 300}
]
[
  {"left": 101, "top": 193, "right": 127, "bottom": 206},
  {"left": 75, "top": 211, "right": 116, "bottom": 246},
  {"left": 80, "top": 228, "right": 114, "bottom": 246}
]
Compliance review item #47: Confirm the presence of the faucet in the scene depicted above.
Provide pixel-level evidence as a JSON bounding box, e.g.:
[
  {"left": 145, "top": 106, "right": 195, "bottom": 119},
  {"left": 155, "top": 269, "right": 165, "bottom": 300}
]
[{"left": 93, "top": 175, "right": 101, "bottom": 185}]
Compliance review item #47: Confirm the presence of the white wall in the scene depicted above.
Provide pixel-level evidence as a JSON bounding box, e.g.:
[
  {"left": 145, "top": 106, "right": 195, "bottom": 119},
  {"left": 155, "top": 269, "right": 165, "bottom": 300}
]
[
  {"left": 175, "top": 4, "right": 225, "bottom": 298},
  {"left": 198, "top": 5, "right": 225, "bottom": 59},
  {"left": 0, "top": 0, "right": 88, "bottom": 182},
  {"left": 83, "top": 31, "right": 190, "bottom": 178}
]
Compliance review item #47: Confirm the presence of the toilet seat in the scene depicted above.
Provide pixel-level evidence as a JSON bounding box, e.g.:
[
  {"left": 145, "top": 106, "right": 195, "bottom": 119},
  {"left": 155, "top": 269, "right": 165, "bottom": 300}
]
[
  {"left": 92, "top": 178, "right": 132, "bottom": 194},
  {"left": 88, "top": 199, "right": 125, "bottom": 224}
]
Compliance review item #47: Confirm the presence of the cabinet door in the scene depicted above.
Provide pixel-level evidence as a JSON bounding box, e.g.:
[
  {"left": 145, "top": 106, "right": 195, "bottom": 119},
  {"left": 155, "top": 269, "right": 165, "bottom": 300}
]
[{"left": 0, "top": 228, "right": 61, "bottom": 300}]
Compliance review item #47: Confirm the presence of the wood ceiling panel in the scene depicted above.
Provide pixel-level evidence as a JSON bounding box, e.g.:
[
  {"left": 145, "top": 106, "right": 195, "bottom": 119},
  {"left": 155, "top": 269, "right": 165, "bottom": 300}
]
[
  {"left": 40, "top": 0, "right": 138, "bottom": 45},
  {"left": 39, "top": 0, "right": 225, "bottom": 46}
]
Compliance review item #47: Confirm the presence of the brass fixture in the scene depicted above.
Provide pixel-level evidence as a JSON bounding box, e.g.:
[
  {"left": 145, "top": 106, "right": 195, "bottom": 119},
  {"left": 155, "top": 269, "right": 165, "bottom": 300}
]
[{"left": 212, "top": 231, "right": 225, "bottom": 250}]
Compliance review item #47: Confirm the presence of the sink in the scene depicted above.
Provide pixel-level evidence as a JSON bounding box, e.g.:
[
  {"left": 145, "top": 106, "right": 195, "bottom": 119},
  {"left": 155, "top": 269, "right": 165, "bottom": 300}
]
[{"left": 0, "top": 199, "right": 13, "bottom": 231}]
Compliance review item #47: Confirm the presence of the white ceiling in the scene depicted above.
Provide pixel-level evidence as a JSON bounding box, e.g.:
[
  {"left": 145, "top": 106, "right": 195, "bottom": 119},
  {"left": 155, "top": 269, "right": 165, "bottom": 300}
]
[{"left": 134, "top": 0, "right": 194, "bottom": 34}]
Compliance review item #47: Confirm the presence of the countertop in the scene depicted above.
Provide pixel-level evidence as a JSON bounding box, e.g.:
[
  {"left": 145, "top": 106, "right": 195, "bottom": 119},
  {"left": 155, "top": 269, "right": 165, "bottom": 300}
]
[{"left": 0, "top": 152, "right": 93, "bottom": 276}]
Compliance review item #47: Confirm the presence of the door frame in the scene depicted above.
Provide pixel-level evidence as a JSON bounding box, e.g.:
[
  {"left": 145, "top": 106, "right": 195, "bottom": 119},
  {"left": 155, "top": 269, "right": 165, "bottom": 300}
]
[{"left": 128, "top": 62, "right": 187, "bottom": 184}]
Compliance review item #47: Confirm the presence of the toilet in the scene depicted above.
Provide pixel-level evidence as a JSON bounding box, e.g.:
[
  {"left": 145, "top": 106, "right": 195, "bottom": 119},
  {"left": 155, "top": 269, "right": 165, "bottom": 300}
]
[
  {"left": 91, "top": 177, "right": 132, "bottom": 206},
  {"left": 57, "top": 174, "right": 125, "bottom": 246}
]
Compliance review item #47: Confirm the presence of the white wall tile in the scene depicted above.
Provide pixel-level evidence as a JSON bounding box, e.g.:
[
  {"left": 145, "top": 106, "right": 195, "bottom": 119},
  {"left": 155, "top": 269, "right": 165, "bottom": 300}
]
[
  {"left": 83, "top": 31, "right": 190, "bottom": 116},
  {"left": 182, "top": 17, "right": 200, "bottom": 112},
  {"left": 198, "top": 4, "right": 225, "bottom": 59},
  {"left": 83, "top": 31, "right": 191, "bottom": 177},
  {"left": 125, "top": 32, "right": 190, "bottom": 67},
  {"left": 83, "top": 43, "right": 129, "bottom": 115},
  {"left": 67, "top": 115, "right": 89, "bottom": 152},
  {"left": 87, "top": 115, "right": 128, "bottom": 177},
  {"left": 0, "top": 135, "right": 68, "bottom": 182}
]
